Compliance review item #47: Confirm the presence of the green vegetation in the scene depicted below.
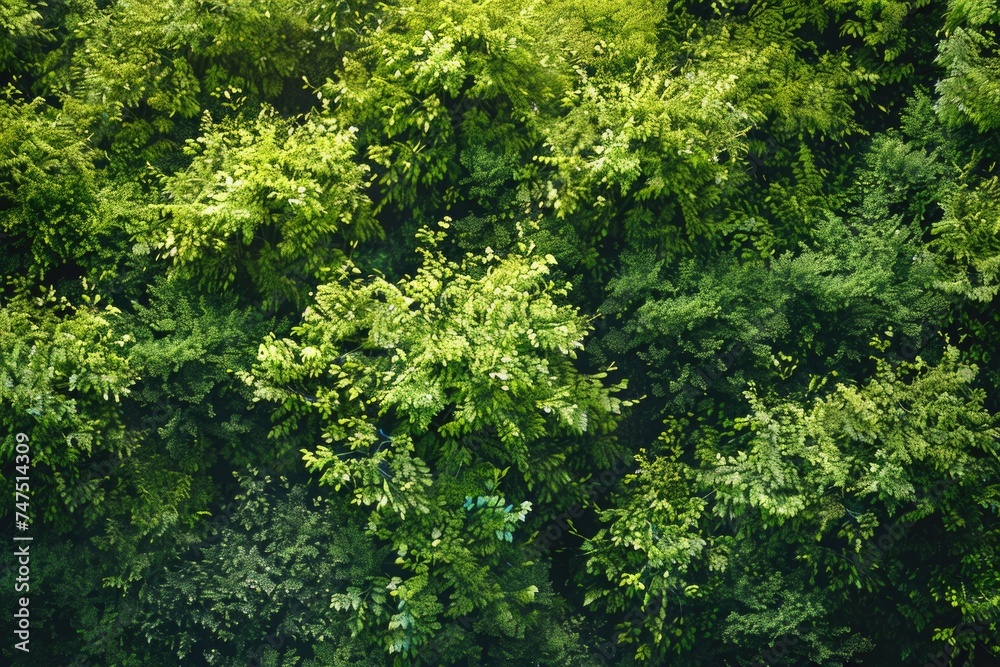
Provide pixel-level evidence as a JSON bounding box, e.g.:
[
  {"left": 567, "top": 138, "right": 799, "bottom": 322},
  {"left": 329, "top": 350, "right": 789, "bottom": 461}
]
[{"left": 2, "top": 0, "right": 999, "bottom": 665}]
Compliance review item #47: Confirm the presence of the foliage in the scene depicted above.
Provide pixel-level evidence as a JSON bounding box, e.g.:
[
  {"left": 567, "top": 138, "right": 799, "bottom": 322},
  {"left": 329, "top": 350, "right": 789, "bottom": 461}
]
[
  {"left": 145, "top": 107, "right": 378, "bottom": 307},
  {"left": 248, "top": 222, "right": 628, "bottom": 656},
  {"left": 4, "top": 0, "right": 1000, "bottom": 665},
  {"left": 0, "top": 283, "right": 134, "bottom": 525},
  {"left": 936, "top": 0, "right": 1000, "bottom": 132},
  {"left": 141, "top": 474, "right": 387, "bottom": 667},
  {"left": 586, "top": 345, "right": 1000, "bottom": 663},
  {"left": 0, "top": 0, "right": 44, "bottom": 72},
  {"left": 43, "top": 0, "right": 362, "bottom": 122},
  {"left": 83, "top": 277, "right": 279, "bottom": 591},
  {"left": 932, "top": 171, "right": 1000, "bottom": 302},
  {"left": 0, "top": 91, "right": 105, "bottom": 275},
  {"left": 597, "top": 208, "right": 944, "bottom": 420}
]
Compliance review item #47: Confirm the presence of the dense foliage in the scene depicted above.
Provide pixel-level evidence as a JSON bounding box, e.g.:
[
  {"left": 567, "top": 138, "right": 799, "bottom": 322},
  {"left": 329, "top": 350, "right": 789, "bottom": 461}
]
[{"left": 2, "top": 0, "right": 999, "bottom": 665}]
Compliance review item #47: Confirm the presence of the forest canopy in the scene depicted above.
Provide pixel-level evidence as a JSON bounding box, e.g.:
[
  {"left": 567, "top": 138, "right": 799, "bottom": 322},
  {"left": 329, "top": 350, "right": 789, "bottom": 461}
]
[{"left": 2, "top": 0, "right": 1000, "bottom": 665}]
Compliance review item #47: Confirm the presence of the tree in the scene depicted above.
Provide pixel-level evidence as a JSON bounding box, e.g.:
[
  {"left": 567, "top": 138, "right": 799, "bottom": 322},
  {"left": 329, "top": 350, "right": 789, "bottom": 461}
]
[
  {"left": 141, "top": 473, "right": 388, "bottom": 667},
  {"left": 0, "top": 0, "right": 44, "bottom": 74},
  {"left": 249, "top": 222, "right": 629, "bottom": 658},
  {"left": 936, "top": 0, "right": 1000, "bottom": 133},
  {"left": 144, "top": 106, "right": 378, "bottom": 307},
  {"left": 0, "top": 282, "right": 134, "bottom": 525},
  {"left": 4, "top": 0, "right": 1000, "bottom": 665},
  {"left": 585, "top": 344, "right": 1000, "bottom": 664},
  {"left": 0, "top": 91, "right": 105, "bottom": 276}
]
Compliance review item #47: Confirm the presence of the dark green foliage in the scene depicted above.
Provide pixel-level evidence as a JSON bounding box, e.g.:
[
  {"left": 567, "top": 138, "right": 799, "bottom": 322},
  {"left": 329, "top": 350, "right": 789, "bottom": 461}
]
[
  {"left": 585, "top": 346, "right": 1000, "bottom": 664},
  {"left": 0, "top": 0, "right": 43, "bottom": 73},
  {"left": 122, "top": 277, "right": 274, "bottom": 469},
  {"left": 4, "top": 1, "right": 1000, "bottom": 666},
  {"left": 0, "top": 92, "right": 103, "bottom": 275},
  {"left": 0, "top": 283, "right": 134, "bottom": 525},
  {"left": 597, "top": 208, "right": 944, "bottom": 419},
  {"left": 141, "top": 474, "right": 387, "bottom": 666},
  {"left": 936, "top": 0, "right": 1000, "bottom": 132}
]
